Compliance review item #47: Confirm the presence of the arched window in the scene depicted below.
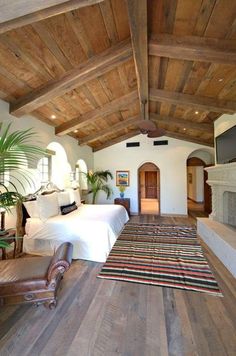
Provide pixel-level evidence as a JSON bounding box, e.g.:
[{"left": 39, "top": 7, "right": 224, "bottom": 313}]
[
  {"left": 37, "top": 155, "right": 52, "bottom": 185},
  {"left": 76, "top": 159, "right": 88, "bottom": 190},
  {"left": 46, "top": 142, "right": 70, "bottom": 189}
]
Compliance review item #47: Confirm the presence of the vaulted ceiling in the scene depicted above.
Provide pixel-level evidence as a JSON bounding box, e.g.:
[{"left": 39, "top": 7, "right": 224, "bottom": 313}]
[{"left": 0, "top": 0, "right": 236, "bottom": 151}]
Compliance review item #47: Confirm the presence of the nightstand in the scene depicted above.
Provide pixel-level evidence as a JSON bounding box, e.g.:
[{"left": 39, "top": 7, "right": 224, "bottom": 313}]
[
  {"left": 0, "top": 229, "right": 17, "bottom": 260},
  {"left": 114, "top": 198, "right": 130, "bottom": 216}
]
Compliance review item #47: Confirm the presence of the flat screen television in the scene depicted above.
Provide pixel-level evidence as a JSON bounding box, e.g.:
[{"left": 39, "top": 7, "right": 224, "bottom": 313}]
[{"left": 216, "top": 125, "right": 236, "bottom": 164}]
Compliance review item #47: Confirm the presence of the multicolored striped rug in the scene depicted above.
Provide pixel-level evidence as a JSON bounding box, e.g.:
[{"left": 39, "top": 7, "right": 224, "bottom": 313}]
[{"left": 98, "top": 223, "right": 223, "bottom": 297}]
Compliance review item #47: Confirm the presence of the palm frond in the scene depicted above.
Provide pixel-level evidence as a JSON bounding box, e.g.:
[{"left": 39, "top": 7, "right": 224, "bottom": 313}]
[{"left": 0, "top": 123, "right": 46, "bottom": 175}]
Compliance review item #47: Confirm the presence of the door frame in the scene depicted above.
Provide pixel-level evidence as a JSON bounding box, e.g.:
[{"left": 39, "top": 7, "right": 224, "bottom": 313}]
[
  {"left": 138, "top": 162, "right": 160, "bottom": 215},
  {"left": 186, "top": 157, "right": 212, "bottom": 214}
]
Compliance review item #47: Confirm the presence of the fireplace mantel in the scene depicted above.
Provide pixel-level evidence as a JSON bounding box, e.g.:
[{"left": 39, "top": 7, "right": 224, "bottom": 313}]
[
  {"left": 205, "top": 162, "right": 236, "bottom": 186},
  {"left": 197, "top": 162, "right": 236, "bottom": 278},
  {"left": 205, "top": 163, "right": 236, "bottom": 224}
]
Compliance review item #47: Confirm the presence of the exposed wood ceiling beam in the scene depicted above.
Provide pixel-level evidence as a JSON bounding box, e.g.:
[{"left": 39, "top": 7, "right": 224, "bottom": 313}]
[
  {"left": 150, "top": 113, "right": 214, "bottom": 133},
  {"left": 0, "top": 0, "right": 104, "bottom": 34},
  {"left": 10, "top": 39, "right": 132, "bottom": 117},
  {"left": 79, "top": 115, "right": 140, "bottom": 145},
  {"left": 93, "top": 129, "right": 140, "bottom": 152},
  {"left": 150, "top": 88, "right": 236, "bottom": 114},
  {"left": 149, "top": 34, "right": 236, "bottom": 65},
  {"left": 165, "top": 131, "right": 214, "bottom": 147},
  {"left": 126, "top": 0, "right": 148, "bottom": 119},
  {"left": 56, "top": 90, "right": 138, "bottom": 135}
]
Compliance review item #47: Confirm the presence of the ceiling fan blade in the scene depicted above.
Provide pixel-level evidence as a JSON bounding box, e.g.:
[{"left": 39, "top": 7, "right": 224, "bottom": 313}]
[
  {"left": 147, "top": 128, "right": 166, "bottom": 138},
  {"left": 137, "top": 120, "right": 156, "bottom": 132}
]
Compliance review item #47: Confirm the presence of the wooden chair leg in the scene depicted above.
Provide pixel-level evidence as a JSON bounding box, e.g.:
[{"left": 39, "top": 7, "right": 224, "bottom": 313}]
[
  {"left": 1, "top": 247, "right": 6, "bottom": 260},
  {"left": 13, "top": 239, "right": 17, "bottom": 258}
]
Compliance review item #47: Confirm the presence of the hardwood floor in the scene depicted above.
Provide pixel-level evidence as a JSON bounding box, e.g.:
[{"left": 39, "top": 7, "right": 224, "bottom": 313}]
[
  {"left": 0, "top": 215, "right": 236, "bottom": 356},
  {"left": 140, "top": 198, "right": 159, "bottom": 214}
]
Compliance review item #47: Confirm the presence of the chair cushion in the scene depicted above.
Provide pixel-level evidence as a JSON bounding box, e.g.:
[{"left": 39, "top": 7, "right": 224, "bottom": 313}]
[{"left": 0, "top": 256, "right": 51, "bottom": 285}]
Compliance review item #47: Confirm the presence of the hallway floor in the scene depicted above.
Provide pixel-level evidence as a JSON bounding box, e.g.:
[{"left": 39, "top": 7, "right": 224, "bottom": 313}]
[{"left": 140, "top": 198, "right": 159, "bottom": 214}]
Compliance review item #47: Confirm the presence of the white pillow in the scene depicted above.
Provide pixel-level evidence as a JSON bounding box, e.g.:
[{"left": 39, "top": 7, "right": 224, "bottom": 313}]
[
  {"left": 37, "top": 193, "right": 59, "bottom": 221},
  {"left": 23, "top": 200, "right": 39, "bottom": 218},
  {"left": 67, "top": 189, "right": 81, "bottom": 206},
  {"left": 57, "top": 191, "right": 71, "bottom": 207}
]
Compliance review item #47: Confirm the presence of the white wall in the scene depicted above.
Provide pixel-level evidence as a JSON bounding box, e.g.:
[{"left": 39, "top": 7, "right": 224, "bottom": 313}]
[
  {"left": 187, "top": 166, "right": 204, "bottom": 202},
  {"left": 0, "top": 98, "right": 94, "bottom": 227},
  {"left": 94, "top": 134, "right": 214, "bottom": 215},
  {"left": 0, "top": 100, "right": 93, "bottom": 174},
  {"left": 188, "top": 149, "right": 214, "bottom": 165}
]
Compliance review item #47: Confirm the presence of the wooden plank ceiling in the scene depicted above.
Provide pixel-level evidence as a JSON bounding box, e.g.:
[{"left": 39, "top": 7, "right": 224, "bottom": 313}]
[{"left": 0, "top": 0, "right": 236, "bottom": 151}]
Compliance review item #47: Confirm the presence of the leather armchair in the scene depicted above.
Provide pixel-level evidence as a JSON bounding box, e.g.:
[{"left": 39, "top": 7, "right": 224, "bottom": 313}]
[{"left": 0, "top": 242, "right": 73, "bottom": 309}]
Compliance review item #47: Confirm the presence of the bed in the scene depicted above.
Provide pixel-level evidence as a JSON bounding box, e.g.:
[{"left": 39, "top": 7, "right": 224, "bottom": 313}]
[{"left": 22, "top": 189, "right": 129, "bottom": 262}]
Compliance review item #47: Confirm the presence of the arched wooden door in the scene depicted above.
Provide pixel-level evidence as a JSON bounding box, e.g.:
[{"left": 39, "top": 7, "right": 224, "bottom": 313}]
[{"left": 138, "top": 163, "right": 160, "bottom": 215}]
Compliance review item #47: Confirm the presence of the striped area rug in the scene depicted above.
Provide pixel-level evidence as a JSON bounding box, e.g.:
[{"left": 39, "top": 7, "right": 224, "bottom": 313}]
[{"left": 98, "top": 223, "right": 223, "bottom": 297}]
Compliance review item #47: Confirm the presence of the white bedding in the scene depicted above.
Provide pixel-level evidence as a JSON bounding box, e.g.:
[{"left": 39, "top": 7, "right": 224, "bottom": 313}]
[{"left": 23, "top": 204, "right": 129, "bottom": 262}]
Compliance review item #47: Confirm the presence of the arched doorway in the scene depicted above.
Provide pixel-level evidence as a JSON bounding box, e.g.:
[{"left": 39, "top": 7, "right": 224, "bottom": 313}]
[
  {"left": 187, "top": 156, "right": 212, "bottom": 217},
  {"left": 138, "top": 163, "right": 160, "bottom": 215}
]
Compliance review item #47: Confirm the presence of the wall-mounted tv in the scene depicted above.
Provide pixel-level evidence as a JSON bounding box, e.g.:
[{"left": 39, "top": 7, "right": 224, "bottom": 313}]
[{"left": 216, "top": 125, "right": 236, "bottom": 164}]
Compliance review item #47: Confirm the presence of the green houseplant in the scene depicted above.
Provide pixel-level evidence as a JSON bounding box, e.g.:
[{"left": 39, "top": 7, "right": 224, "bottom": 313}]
[
  {"left": 0, "top": 122, "right": 45, "bottom": 247},
  {"left": 85, "top": 170, "right": 113, "bottom": 204}
]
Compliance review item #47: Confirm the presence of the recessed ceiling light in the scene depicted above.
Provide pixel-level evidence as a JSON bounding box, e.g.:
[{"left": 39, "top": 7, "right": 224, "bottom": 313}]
[
  {"left": 195, "top": 111, "right": 199, "bottom": 115},
  {"left": 51, "top": 114, "right": 56, "bottom": 119},
  {"left": 74, "top": 129, "right": 78, "bottom": 133},
  {"left": 218, "top": 78, "right": 223, "bottom": 82},
  {"left": 183, "top": 128, "right": 186, "bottom": 131}
]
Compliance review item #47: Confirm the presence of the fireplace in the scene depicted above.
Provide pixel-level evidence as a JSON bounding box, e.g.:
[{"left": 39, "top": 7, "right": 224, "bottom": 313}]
[
  {"left": 223, "top": 192, "right": 236, "bottom": 228},
  {"left": 197, "top": 162, "right": 236, "bottom": 278}
]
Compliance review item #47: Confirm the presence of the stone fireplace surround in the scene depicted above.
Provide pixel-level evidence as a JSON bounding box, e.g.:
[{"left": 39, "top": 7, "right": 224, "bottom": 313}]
[{"left": 197, "top": 162, "right": 236, "bottom": 278}]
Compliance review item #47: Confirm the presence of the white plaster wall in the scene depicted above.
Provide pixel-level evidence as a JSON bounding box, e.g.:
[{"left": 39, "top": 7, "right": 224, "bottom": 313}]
[
  {"left": 188, "top": 149, "right": 214, "bottom": 165},
  {"left": 0, "top": 99, "right": 93, "bottom": 173},
  {"left": 0, "top": 99, "right": 94, "bottom": 228},
  {"left": 187, "top": 166, "right": 204, "bottom": 202},
  {"left": 94, "top": 134, "right": 213, "bottom": 215},
  {"left": 196, "top": 166, "right": 204, "bottom": 202}
]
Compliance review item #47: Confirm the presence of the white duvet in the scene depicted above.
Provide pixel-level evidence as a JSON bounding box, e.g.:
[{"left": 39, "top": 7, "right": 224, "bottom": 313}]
[{"left": 23, "top": 204, "right": 129, "bottom": 262}]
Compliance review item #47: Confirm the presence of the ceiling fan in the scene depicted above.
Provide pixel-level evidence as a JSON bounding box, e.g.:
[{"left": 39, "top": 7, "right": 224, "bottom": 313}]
[{"left": 136, "top": 100, "right": 166, "bottom": 138}]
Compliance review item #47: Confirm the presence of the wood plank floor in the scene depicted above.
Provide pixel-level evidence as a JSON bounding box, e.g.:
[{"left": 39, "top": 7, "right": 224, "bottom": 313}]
[{"left": 0, "top": 215, "right": 236, "bottom": 356}]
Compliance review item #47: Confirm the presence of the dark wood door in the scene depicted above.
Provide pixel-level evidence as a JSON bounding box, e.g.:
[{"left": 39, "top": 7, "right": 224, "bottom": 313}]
[{"left": 145, "top": 171, "right": 157, "bottom": 198}]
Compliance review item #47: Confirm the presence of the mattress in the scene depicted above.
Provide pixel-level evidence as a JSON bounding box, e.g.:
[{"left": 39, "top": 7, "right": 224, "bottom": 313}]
[{"left": 23, "top": 204, "right": 129, "bottom": 262}]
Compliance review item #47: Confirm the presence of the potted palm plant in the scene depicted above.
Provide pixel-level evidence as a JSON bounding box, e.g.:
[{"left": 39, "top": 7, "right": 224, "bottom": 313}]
[
  {"left": 84, "top": 170, "right": 113, "bottom": 204},
  {"left": 0, "top": 122, "right": 46, "bottom": 248}
]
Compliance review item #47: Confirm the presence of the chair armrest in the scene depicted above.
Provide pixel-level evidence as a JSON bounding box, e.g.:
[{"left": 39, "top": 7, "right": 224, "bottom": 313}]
[{"left": 47, "top": 242, "right": 73, "bottom": 283}]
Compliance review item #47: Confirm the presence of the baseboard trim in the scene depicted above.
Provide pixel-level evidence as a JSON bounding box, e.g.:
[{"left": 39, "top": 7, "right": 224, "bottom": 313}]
[
  {"left": 161, "top": 213, "right": 188, "bottom": 217},
  {"left": 188, "top": 197, "right": 204, "bottom": 204}
]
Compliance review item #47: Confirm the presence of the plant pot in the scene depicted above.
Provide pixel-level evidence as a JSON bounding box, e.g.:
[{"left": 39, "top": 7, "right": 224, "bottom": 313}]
[{"left": 120, "top": 192, "right": 125, "bottom": 198}]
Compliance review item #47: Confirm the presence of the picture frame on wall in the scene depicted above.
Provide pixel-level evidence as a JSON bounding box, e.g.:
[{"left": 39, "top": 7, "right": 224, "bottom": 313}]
[{"left": 116, "top": 171, "right": 129, "bottom": 186}]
